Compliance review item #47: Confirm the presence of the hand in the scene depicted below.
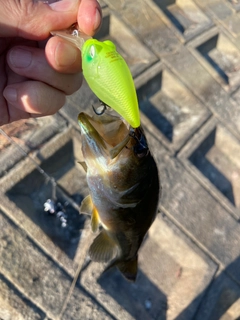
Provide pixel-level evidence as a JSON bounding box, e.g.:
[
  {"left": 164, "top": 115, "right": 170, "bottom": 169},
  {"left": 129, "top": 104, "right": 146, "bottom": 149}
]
[{"left": 0, "top": 0, "right": 102, "bottom": 125}]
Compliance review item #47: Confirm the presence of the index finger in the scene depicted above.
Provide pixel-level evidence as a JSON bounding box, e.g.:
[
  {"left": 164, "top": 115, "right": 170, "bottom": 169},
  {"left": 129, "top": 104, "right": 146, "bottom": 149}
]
[
  {"left": 0, "top": 0, "right": 79, "bottom": 39},
  {"left": 77, "top": 0, "right": 102, "bottom": 36}
]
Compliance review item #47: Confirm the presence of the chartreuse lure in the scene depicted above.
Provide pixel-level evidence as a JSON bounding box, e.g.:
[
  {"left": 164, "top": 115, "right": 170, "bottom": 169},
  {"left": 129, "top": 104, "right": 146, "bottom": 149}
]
[
  {"left": 51, "top": 27, "right": 140, "bottom": 128},
  {"left": 81, "top": 39, "right": 140, "bottom": 128}
]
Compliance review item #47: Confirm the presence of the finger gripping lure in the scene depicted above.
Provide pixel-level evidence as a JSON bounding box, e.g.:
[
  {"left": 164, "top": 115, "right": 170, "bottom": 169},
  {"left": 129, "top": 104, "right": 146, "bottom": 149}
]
[
  {"left": 51, "top": 26, "right": 140, "bottom": 128},
  {"left": 82, "top": 39, "right": 140, "bottom": 128}
]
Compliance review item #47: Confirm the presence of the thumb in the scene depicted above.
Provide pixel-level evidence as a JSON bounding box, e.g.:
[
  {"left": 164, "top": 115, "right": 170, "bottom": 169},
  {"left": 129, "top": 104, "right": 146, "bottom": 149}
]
[{"left": 0, "top": 0, "right": 79, "bottom": 40}]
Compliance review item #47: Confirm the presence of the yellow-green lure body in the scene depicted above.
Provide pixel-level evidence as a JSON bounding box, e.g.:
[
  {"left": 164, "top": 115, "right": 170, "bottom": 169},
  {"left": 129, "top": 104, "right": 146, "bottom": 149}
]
[{"left": 81, "top": 39, "right": 140, "bottom": 128}]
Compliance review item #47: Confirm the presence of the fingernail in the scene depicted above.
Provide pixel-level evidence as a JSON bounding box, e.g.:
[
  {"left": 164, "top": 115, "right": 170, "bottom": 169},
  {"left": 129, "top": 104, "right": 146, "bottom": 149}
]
[
  {"left": 4, "top": 87, "right": 17, "bottom": 103},
  {"left": 9, "top": 48, "right": 32, "bottom": 68},
  {"left": 49, "top": 0, "right": 76, "bottom": 12},
  {"left": 55, "top": 41, "right": 78, "bottom": 67},
  {"left": 94, "top": 7, "right": 102, "bottom": 31}
]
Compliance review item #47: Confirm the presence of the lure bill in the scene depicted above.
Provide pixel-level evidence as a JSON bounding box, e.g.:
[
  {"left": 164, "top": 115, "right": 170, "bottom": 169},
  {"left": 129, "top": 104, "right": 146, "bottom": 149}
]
[
  {"left": 78, "top": 111, "right": 160, "bottom": 281},
  {"left": 51, "top": 24, "right": 91, "bottom": 50},
  {"left": 51, "top": 25, "right": 141, "bottom": 128}
]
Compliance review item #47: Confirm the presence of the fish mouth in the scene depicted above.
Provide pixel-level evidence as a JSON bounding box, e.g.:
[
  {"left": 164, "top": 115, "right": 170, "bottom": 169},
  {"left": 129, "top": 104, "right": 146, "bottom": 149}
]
[
  {"left": 78, "top": 112, "right": 107, "bottom": 149},
  {"left": 78, "top": 112, "right": 151, "bottom": 162},
  {"left": 78, "top": 110, "right": 129, "bottom": 148}
]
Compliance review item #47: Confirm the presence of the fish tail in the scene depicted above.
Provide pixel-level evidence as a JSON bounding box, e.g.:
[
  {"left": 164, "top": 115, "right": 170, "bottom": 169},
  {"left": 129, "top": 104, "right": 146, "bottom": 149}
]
[
  {"left": 104, "top": 256, "right": 138, "bottom": 282},
  {"left": 116, "top": 256, "right": 138, "bottom": 282}
]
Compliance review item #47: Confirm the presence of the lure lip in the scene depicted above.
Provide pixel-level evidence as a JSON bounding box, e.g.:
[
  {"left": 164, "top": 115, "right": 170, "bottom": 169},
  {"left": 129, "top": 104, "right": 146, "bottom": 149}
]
[{"left": 50, "top": 24, "right": 91, "bottom": 50}]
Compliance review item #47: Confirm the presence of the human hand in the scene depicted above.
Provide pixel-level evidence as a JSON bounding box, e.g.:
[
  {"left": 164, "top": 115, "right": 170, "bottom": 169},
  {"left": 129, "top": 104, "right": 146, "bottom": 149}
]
[{"left": 0, "top": 0, "right": 102, "bottom": 125}]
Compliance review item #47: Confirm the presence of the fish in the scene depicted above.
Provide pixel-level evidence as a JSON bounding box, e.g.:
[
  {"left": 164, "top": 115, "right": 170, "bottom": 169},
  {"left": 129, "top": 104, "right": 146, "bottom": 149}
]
[
  {"left": 51, "top": 26, "right": 140, "bottom": 128},
  {"left": 78, "top": 110, "right": 160, "bottom": 281}
]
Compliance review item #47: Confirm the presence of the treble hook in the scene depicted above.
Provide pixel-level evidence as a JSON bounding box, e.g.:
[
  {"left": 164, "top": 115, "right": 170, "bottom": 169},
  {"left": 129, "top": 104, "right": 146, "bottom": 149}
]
[{"left": 92, "top": 101, "right": 107, "bottom": 115}]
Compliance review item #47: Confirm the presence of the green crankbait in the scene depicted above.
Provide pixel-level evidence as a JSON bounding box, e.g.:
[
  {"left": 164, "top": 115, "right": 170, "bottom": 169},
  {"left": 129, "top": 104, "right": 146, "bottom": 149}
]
[{"left": 51, "top": 26, "right": 140, "bottom": 128}]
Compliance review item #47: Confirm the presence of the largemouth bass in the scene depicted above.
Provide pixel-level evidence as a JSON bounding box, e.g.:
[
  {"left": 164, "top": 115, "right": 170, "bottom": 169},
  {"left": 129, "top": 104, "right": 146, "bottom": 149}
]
[{"left": 78, "top": 111, "right": 160, "bottom": 281}]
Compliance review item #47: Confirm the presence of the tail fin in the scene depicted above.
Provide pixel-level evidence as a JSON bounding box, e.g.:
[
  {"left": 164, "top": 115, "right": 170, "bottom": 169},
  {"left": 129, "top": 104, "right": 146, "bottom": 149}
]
[
  {"left": 117, "top": 257, "right": 138, "bottom": 282},
  {"left": 104, "top": 256, "right": 138, "bottom": 282}
]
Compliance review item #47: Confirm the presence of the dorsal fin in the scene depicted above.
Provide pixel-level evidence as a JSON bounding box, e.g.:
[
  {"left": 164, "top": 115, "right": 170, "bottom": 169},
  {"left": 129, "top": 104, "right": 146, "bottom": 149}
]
[
  {"left": 89, "top": 230, "right": 119, "bottom": 263},
  {"left": 78, "top": 161, "right": 88, "bottom": 172}
]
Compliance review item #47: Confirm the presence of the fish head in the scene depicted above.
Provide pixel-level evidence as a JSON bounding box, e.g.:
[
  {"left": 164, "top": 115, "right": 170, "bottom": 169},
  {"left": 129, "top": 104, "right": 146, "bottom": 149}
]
[
  {"left": 78, "top": 111, "right": 150, "bottom": 169},
  {"left": 78, "top": 111, "right": 127, "bottom": 170},
  {"left": 78, "top": 111, "right": 156, "bottom": 204}
]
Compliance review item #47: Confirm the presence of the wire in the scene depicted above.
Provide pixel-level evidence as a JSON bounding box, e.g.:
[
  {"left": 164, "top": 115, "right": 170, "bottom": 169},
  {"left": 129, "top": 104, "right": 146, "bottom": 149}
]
[{"left": 0, "top": 128, "right": 57, "bottom": 200}]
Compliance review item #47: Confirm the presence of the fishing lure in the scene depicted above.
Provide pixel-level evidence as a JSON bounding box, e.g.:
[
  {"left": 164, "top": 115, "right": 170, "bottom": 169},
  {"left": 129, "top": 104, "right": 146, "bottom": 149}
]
[{"left": 51, "top": 25, "right": 140, "bottom": 128}]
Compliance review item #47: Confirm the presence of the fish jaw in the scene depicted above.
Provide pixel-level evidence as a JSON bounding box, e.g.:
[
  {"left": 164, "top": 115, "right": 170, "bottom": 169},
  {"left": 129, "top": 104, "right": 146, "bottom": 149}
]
[{"left": 78, "top": 112, "right": 109, "bottom": 172}]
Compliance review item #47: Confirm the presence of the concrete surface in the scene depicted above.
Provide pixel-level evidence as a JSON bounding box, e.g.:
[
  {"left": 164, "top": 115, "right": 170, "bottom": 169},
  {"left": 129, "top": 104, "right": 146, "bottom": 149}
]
[{"left": 1, "top": 0, "right": 240, "bottom": 319}]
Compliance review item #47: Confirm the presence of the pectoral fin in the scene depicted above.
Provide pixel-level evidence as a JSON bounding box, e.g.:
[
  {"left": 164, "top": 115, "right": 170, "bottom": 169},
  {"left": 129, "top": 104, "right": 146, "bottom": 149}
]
[
  {"left": 89, "top": 230, "right": 119, "bottom": 263},
  {"left": 91, "top": 207, "right": 100, "bottom": 233},
  {"left": 80, "top": 195, "right": 100, "bottom": 232}
]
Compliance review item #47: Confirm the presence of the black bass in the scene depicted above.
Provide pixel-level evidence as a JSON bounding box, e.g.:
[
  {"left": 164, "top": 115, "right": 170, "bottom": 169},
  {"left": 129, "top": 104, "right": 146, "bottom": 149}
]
[{"left": 78, "top": 111, "right": 160, "bottom": 281}]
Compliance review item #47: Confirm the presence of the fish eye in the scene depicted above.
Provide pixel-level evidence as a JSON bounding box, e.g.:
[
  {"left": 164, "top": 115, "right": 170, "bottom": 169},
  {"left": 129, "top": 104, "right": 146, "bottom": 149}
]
[
  {"left": 134, "top": 144, "right": 149, "bottom": 158},
  {"left": 130, "top": 128, "right": 149, "bottom": 158}
]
